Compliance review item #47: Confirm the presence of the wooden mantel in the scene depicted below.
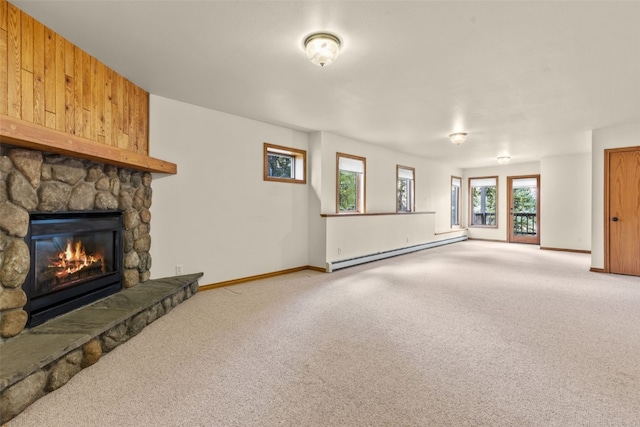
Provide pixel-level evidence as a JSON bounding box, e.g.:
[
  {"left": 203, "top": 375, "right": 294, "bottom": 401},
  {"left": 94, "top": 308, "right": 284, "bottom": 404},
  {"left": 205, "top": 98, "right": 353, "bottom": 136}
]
[{"left": 1, "top": 115, "right": 176, "bottom": 174}]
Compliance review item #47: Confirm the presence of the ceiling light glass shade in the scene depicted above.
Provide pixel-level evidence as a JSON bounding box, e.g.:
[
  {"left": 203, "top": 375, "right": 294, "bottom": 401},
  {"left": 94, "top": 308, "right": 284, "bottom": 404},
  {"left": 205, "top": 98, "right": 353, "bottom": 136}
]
[
  {"left": 304, "top": 33, "right": 341, "bottom": 67},
  {"left": 497, "top": 155, "right": 511, "bottom": 164},
  {"left": 449, "top": 132, "right": 468, "bottom": 145}
]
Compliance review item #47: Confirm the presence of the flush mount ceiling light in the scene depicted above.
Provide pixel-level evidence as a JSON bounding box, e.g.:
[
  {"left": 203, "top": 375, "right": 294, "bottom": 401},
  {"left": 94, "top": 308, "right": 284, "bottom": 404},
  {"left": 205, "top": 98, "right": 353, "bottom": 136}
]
[
  {"left": 304, "top": 32, "right": 341, "bottom": 67},
  {"left": 497, "top": 155, "right": 511, "bottom": 165},
  {"left": 449, "top": 132, "right": 468, "bottom": 145}
]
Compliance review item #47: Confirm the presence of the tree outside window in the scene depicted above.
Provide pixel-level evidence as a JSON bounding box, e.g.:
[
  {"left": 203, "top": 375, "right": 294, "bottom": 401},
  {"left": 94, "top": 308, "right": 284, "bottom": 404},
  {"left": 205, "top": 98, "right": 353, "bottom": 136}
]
[
  {"left": 451, "top": 176, "right": 461, "bottom": 226},
  {"left": 470, "top": 177, "right": 498, "bottom": 227},
  {"left": 267, "top": 153, "right": 294, "bottom": 178},
  {"left": 512, "top": 184, "right": 537, "bottom": 235},
  {"left": 339, "top": 170, "right": 359, "bottom": 211},
  {"left": 397, "top": 166, "right": 415, "bottom": 212},
  {"left": 337, "top": 153, "right": 366, "bottom": 213}
]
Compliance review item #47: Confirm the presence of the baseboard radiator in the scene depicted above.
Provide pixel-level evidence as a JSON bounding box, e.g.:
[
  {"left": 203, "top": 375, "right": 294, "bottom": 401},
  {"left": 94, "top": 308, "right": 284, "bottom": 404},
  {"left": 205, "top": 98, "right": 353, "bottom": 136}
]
[{"left": 326, "top": 235, "right": 468, "bottom": 272}]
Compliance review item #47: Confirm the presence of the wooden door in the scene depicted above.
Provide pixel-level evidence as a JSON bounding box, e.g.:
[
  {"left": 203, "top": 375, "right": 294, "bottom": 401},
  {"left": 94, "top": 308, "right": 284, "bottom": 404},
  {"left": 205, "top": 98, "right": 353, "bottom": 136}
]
[
  {"left": 606, "top": 147, "right": 640, "bottom": 276},
  {"left": 508, "top": 175, "right": 540, "bottom": 244}
]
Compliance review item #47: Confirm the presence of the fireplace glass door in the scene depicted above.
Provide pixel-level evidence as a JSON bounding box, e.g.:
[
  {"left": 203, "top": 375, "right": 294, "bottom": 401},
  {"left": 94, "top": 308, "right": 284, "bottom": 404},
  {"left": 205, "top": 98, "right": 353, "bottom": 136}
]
[
  {"left": 25, "top": 211, "right": 123, "bottom": 327},
  {"left": 33, "top": 231, "right": 116, "bottom": 297}
]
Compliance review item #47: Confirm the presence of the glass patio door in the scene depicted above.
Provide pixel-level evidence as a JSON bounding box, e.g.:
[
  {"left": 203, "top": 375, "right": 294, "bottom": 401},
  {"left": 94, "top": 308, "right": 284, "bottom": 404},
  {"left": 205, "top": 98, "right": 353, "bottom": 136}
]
[{"left": 508, "top": 175, "right": 540, "bottom": 244}]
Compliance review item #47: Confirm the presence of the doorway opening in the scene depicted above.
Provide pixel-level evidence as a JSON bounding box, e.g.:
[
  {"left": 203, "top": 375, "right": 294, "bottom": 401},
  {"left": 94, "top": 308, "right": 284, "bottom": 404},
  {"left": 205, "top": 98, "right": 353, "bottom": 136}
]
[{"left": 507, "top": 175, "right": 540, "bottom": 244}]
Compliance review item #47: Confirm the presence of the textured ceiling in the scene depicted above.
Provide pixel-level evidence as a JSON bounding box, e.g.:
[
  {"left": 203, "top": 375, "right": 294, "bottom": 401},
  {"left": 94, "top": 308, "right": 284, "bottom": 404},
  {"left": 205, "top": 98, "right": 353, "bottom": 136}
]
[{"left": 13, "top": 1, "right": 640, "bottom": 168}]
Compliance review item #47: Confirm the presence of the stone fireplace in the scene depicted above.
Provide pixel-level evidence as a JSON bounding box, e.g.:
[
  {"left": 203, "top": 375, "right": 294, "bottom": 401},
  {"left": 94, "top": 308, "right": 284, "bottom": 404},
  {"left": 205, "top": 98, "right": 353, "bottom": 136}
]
[
  {"left": 0, "top": 144, "right": 203, "bottom": 423},
  {"left": 0, "top": 145, "right": 153, "bottom": 340}
]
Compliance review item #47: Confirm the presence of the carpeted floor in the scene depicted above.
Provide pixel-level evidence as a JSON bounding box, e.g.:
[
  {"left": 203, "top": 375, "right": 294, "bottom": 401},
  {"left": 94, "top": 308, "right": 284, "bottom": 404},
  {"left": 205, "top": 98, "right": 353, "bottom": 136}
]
[{"left": 8, "top": 240, "right": 640, "bottom": 426}]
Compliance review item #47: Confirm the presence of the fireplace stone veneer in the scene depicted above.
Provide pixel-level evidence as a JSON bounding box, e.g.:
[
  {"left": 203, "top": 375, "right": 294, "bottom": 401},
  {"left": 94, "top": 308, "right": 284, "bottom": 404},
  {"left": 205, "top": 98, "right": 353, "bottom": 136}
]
[{"left": 0, "top": 145, "right": 153, "bottom": 339}]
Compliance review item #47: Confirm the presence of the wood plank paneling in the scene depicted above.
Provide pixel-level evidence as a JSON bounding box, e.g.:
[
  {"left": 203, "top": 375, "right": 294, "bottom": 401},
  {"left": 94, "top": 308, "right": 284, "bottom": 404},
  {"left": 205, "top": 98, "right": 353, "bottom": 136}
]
[
  {"left": 114, "top": 73, "right": 124, "bottom": 148},
  {"left": 73, "top": 45, "right": 82, "bottom": 136},
  {"left": 64, "top": 38, "right": 74, "bottom": 77},
  {"left": 43, "top": 26, "right": 55, "bottom": 116},
  {"left": 7, "top": 3, "right": 20, "bottom": 118},
  {"left": 0, "top": 1, "right": 5, "bottom": 116},
  {"left": 139, "top": 90, "right": 148, "bottom": 153},
  {"left": 45, "top": 110, "right": 55, "bottom": 128},
  {"left": 65, "top": 75, "right": 74, "bottom": 134},
  {"left": 54, "top": 33, "right": 65, "bottom": 131},
  {"left": 81, "top": 50, "right": 90, "bottom": 109},
  {"left": 82, "top": 108, "right": 90, "bottom": 140},
  {"left": 0, "top": 28, "right": 7, "bottom": 115},
  {"left": 81, "top": 50, "right": 91, "bottom": 139},
  {"left": 0, "top": 0, "right": 7, "bottom": 31},
  {"left": 122, "top": 77, "right": 129, "bottom": 134},
  {"left": 32, "top": 19, "right": 44, "bottom": 125},
  {"left": 104, "top": 66, "right": 112, "bottom": 145},
  {"left": 94, "top": 59, "right": 105, "bottom": 141},
  {"left": 89, "top": 56, "right": 98, "bottom": 141},
  {"left": 20, "top": 68, "right": 33, "bottom": 122},
  {"left": 130, "top": 85, "right": 139, "bottom": 151},
  {"left": 20, "top": 11, "right": 32, "bottom": 72},
  {"left": 0, "top": 0, "right": 156, "bottom": 168}
]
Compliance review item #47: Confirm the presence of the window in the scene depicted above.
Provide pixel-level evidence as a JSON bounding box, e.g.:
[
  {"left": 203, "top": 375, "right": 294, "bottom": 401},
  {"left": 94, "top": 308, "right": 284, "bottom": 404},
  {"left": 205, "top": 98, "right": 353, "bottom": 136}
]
[
  {"left": 336, "top": 153, "right": 366, "bottom": 213},
  {"left": 469, "top": 176, "right": 498, "bottom": 227},
  {"left": 397, "top": 165, "right": 415, "bottom": 212},
  {"left": 451, "top": 176, "right": 461, "bottom": 226},
  {"left": 263, "top": 143, "right": 306, "bottom": 184}
]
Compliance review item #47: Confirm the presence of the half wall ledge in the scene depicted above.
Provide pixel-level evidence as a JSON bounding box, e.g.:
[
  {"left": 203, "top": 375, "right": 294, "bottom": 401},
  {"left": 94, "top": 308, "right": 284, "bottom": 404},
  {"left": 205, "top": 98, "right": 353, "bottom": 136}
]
[
  {"left": 320, "top": 211, "right": 436, "bottom": 217},
  {"left": 0, "top": 273, "right": 203, "bottom": 424}
]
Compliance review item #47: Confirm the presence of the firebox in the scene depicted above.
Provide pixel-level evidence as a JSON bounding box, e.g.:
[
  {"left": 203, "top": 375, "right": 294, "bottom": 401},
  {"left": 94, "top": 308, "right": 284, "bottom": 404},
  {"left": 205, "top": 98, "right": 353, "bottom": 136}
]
[{"left": 24, "top": 211, "right": 123, "bottom": 327}]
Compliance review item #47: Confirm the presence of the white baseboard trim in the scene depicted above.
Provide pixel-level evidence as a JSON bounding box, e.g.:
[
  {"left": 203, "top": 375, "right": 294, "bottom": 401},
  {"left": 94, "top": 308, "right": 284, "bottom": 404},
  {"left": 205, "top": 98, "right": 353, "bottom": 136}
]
[{"left": 326, "top": 235, "right": 468, "bottom": 272}]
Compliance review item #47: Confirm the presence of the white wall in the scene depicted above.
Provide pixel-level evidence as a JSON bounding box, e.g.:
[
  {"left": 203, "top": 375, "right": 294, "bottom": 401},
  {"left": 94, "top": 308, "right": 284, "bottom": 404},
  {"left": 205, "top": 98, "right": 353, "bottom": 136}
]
[
  {"left": 540, "top": 153, "right": 591, "bottom": 251},
  {"left": 148, "top": 97, "right": 465, "bottom": 282},
  {"left": 591, "top": 122, "right": 640, "bottom": 269},
  {"left": 148, "top": 93, "right": 630, "bottom": 281},
  {"left": 463, "top": 162, "right": 541, "bottom": 241},
  {"left": 325, "top": 213, "right": 436, "bottom": 262},
  {"left": 315, "top": 132, "right": 462, "bottom": 233},
  {"left": 312, "top": 132, "right": 464, "bottom": 263},
  {"left": 307, "top": 132, "right": 326, "bottom": 268},
  {"left": 149, "top": 95, "right": 310, "bottom": 285}
]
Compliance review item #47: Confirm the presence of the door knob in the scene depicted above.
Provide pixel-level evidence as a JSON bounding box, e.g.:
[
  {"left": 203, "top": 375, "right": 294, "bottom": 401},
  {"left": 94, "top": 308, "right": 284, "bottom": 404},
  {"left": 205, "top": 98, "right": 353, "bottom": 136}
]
[{"left": 612, "top": 217, "right": 619, "bottom": 222}]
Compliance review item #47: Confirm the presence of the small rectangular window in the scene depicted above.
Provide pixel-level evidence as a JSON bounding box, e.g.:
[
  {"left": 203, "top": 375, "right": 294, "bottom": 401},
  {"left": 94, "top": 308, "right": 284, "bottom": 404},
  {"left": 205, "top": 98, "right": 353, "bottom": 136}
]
[
  {"left": 397, "top": 165, "right": 415, "bottom": 212},
  {"left": 451, "top": 176, "right": 461, "bottom": 226},
  {"left": 264, "top": 143, "right": 306, "bottom": 184},
  {"left": 337, "top": 153, "right": 366, "bottom": 213},
  {"left": 469, "top": 176, "right": 498, "bottom": 227}
]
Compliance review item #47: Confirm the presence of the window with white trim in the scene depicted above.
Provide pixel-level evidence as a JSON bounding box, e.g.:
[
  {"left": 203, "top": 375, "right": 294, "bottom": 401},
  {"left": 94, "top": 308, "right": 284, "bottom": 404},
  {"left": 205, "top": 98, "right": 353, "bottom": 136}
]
[
  {"left": 263, "top": 143, "right": 306, "bottom": 184},
  {"left": 337, "top": 153, "right": 366, "bottom": 213},
  {"left": 469, "top": 176, "right": 498, "bottom": 227},
  {"left": 451, "top": 176, "right": 461, "bottom": 226},
  {"left": 397, "top": 166, "right": 415, "bottom": 212}
]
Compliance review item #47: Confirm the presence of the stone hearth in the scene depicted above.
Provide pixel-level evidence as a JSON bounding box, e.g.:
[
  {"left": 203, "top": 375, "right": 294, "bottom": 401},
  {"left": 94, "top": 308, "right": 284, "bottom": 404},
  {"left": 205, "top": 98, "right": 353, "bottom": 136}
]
[{"left": 0, "top": 273, "right": 202, "bottom": 423}]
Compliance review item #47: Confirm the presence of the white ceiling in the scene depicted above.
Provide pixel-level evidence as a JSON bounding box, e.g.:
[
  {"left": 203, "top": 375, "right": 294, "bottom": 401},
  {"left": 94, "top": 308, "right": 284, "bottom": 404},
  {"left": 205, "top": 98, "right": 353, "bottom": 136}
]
[{"left": 14, "top": 1, "right": 640, "bottom": 169}]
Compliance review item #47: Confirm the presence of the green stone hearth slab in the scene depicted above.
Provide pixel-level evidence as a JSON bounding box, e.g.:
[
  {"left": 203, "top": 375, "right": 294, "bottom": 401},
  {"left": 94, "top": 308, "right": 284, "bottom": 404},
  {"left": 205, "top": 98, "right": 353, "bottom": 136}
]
[{"left": 0, "top": 273, "right": 203, "bottom": 392}]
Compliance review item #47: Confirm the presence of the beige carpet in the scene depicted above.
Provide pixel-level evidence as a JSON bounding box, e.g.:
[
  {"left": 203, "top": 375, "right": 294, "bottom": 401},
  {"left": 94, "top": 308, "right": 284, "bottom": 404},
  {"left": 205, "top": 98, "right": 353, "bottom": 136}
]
[{"left": 8, "top": 241, "right": 640, "bottom": 426}]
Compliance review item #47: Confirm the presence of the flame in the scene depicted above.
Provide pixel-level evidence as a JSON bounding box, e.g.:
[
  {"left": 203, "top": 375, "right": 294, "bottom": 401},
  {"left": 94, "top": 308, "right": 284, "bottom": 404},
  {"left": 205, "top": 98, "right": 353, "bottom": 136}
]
[{"left": 50, "top": 239, "right": 105, "bottom": 277}]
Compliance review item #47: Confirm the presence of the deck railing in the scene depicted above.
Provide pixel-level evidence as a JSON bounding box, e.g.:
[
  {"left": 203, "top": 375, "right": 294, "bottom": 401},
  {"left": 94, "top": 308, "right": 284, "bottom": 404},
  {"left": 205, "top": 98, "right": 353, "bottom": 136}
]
[
  {"left": 472, "top": 212, "right": 496, "bottom": 226},
  {"left": 472, "top": 212, "right": 537, "bottom": 235},
  {"left": 512, "top": 212, "right": 537, "bottom": 235}
]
